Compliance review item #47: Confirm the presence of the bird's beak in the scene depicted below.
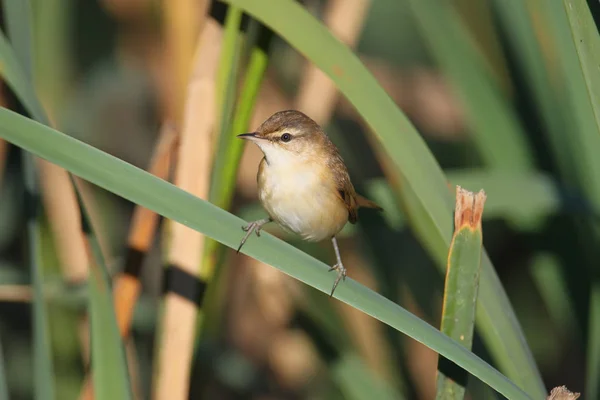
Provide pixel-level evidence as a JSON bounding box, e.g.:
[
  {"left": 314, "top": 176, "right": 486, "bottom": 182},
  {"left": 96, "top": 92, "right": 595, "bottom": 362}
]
[{"left": 237, "top": 132, "right": 260, "bottom": 141}]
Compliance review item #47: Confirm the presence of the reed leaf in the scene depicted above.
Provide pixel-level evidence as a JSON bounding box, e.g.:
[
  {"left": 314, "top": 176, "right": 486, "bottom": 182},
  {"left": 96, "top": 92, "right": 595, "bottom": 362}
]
[
  {"left": 220, "top": 1, "right": 543, "bottom": 395},
  {"left": 0, "top": 106, "right": 530, "bottom": 399}
]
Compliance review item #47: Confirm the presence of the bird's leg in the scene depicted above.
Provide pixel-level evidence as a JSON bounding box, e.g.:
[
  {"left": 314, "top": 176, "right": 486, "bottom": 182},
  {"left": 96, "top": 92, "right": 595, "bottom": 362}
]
[
  {"left": 237, "top": 218, "right": 272, "bottom": 253},
  {"left": 328, "top": 236, "right": 346, "bottom": 297}
]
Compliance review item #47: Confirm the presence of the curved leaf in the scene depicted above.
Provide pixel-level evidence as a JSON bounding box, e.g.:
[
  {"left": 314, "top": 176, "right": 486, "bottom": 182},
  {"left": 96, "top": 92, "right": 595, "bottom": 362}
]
[
  {"left": 0, "top": 107, "right": 529, "bottom": 399},
  {"left": 220, "top": 0, "right": 544, "bottom": 397}
]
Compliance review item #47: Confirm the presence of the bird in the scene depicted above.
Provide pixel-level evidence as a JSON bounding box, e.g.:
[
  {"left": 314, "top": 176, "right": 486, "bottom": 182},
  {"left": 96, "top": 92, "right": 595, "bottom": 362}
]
[{"left": 236, "top": 110, "right": 383, "bottom": 297}]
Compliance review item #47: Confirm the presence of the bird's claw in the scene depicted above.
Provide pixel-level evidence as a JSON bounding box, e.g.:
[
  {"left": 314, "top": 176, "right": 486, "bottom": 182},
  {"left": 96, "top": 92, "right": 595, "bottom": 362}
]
[
  {"left": 241, "top": 222, "right": 262, "bottom": 236},
  {"left": 328, "top": 263, "right": 346, "bottom": 297},
  {"left": 237, "top": 219, "right": 270, "bottom": 254}
]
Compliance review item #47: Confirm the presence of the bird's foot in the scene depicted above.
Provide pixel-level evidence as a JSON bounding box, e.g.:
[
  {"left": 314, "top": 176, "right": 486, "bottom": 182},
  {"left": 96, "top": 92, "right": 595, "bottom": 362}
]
[
  {"left": 242, "top": 222, "right": 263, "bottom": 236},
  {"left": 328, "top": 263, "right": 346, "bottom": 297},
  {"left": 237, "top": 218, "right": 271, "bottom": 253}
]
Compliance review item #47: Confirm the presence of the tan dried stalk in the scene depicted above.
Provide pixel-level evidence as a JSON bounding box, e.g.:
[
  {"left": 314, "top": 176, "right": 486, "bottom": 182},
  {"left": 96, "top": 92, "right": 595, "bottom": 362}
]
[
  {"left": 115, "top": 124, "right": 177, "bottom": 338},
  {"left": 152, "top": 17, "right": 222, "bottom": 400},
  {"left": 38, "top": 160, "right": 93, "bottom": 372},
  {"left": 161, "top": 0, "right": 209, "bottom": 124}
]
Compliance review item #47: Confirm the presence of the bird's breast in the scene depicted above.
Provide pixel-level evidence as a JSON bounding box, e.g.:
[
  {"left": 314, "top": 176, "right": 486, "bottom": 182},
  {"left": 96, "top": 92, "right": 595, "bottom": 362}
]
[{"left": 258, "top": 159, "right": 348, "bottom": 241}]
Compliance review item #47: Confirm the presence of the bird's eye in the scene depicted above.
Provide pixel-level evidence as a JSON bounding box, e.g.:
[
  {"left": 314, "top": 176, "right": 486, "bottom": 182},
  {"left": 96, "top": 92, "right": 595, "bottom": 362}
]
[{"left": 280, "top": 133, "right": 292, "bottom": 142}]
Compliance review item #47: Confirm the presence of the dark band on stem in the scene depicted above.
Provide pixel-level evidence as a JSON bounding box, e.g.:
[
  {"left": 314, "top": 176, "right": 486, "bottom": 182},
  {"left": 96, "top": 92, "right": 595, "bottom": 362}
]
[{"left": 162, "top": 264, "right": 208, "bottom": 308}]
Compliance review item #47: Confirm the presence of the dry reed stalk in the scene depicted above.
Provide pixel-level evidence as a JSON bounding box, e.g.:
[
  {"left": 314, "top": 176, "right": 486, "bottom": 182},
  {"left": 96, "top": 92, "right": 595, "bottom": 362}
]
[
  {"left": 161, "top": 0, "right": 209, "bottom": 124},
  {"left": 37, "top": 162, "right": 88, "bottom": 281},
  {"left": 152, "top": 18, "right": 222, "bottom": 400},
  {"left": 294, "top": 0, "right": 370, "bottom": 124},
  {"left": 114, "top": 124, "right": 177, "bottom": 338},
  {"left": 37, "top": 160, "right": 91, "bottom": 357}
]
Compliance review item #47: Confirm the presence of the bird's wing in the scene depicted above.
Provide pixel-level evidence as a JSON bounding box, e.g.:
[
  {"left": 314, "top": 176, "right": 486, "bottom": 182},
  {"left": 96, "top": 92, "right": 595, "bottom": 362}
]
[
  {"left": 329, "top": 157, "right": 359, "bottom": 224},
  {"left": 336, "top": 182, "right": 359, "bottom": 224}
]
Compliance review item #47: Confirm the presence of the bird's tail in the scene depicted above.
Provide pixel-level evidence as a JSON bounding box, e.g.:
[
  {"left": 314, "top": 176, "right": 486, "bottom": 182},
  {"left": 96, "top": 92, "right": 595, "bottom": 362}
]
[{"left": 356, "top": 194, "right": 383, "bottom": 211}]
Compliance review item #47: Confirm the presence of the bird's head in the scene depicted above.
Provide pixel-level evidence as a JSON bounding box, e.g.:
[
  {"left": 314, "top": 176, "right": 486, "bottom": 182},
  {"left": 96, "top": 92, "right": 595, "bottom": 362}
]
[{"left": 238, "top": 110, "right": 329, "bottom": 164}]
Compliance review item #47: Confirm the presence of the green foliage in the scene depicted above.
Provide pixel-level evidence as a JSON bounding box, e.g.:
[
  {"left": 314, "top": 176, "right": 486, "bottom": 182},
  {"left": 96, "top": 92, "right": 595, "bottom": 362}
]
[
  {"left": 220, "top": 1, "right": 544, "bottom": 395},
  {"left": 2, "top": 0, "right": 600, "bottom": 398}
]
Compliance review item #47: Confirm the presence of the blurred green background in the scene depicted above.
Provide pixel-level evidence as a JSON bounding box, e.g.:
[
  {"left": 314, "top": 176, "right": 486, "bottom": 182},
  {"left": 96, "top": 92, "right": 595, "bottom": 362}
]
[{"left": 0, "top": 0, "right": 598, "bottom": 399}]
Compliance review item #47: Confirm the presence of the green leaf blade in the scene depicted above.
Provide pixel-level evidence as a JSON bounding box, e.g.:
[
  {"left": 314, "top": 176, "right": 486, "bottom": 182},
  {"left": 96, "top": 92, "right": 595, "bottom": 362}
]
[
  {"left": 0, "top": 105, "right": 530, "bottom": 400},
  {"left": 218, "top": 0, "right": 544, "bottom": 396}
]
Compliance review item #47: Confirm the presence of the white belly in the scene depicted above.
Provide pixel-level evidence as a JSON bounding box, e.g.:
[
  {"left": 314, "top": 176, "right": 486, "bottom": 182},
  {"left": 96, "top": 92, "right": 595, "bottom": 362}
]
[{"left": 258, "top": 161, "right": 348, "bottom": 242}]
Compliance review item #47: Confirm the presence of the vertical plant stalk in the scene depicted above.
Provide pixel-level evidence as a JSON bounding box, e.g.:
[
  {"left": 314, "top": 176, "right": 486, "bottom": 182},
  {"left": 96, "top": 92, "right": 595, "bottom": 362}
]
[
  {"left": 37, "top": 160, "right": 91, "bottom": 346},
  {"left": 294, "top": 0, "right": 370, "bottom": 125},
  {"left": 152, "top": 18, "right": 221, "bottom": 400},
  {"left": 161, "top": 0, "right": 208, "bottom": 124},
  {"left": 200, "top": 5, "right": 245, "bottom": 296},
  {"left": 202, "top": 18, "right": 273, "bottom": 308},
  {"left": 436, "top": 187, "right": 486, "bottom": 400},
  {"left": 214, "top": 5, "right": 243, "bottom": 149},
  {"left": 210, "top": 22, "right": 272, "bottom": 212},
  {"left": 114, "top": 125, "right": 177, "bottom": 338}
]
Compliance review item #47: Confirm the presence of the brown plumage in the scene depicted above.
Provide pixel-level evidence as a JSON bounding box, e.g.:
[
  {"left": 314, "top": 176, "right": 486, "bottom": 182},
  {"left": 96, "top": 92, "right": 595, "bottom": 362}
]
[
  {"left": 253, "top": 110, "right": 382, "bottom": 226},
  {"left": 237, "top": 110, "right": 383, "bottom": 296}
]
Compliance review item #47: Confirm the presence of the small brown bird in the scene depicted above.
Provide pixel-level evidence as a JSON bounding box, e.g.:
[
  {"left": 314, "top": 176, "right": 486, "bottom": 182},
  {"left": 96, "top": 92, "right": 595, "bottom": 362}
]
[{"left": 237, "top": 110, "right": 382, "bottom": 296}]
